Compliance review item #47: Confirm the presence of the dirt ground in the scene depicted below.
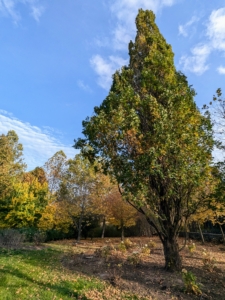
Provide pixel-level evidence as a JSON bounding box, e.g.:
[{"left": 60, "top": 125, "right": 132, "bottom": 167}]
[{"left": 58, "top": 237, "right": 225, "bottom": 300}]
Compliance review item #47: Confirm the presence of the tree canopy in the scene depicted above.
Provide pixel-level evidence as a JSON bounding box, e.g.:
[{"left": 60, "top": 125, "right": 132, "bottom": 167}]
[{"left": 75, "top": 9, "right": 214, "bottom": 271}]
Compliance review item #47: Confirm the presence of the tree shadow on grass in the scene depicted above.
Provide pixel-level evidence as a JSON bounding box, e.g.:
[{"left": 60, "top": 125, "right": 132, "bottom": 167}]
[
  {"left": 0, "top": 266, "right": 88, "bottom": 299},
  {"left": 0, "top": 248, "right": 98, "bottom": 299}
]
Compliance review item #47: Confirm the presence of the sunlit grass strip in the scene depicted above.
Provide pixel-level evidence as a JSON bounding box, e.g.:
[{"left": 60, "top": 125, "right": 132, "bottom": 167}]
[
  {"left": 0, "top": 247, "right": 101, "bottom": 300},
  {"left": 0, "top": 246, "right": 150, "bottom": 300}
]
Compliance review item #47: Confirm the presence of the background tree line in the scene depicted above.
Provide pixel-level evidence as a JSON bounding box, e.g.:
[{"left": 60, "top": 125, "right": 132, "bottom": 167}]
[{"left": 0, "top": 132, "right": 140, "bottom": 241}]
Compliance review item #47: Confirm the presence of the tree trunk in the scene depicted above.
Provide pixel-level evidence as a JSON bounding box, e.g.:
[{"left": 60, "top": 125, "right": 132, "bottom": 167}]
[
  {"left": 121, "top": 224, "right": 124, "bottom": 241},
  {"left": 162, "top": 236, "right": 182, "bottom": 272},
  {"left": 101, "top": 217, "right": 106, "bottom": 239},
  {"left": 140, "top": 207, "right": 182, "bottom": 271},
  {"left": 219, "top": 223, "right": 225, "bottom": 243},
  {"left": 77, "top": 215, "right": 83, "bottom": 242},
  {"left": 198, "top": 223, "right": 205, "bottom": 244}
]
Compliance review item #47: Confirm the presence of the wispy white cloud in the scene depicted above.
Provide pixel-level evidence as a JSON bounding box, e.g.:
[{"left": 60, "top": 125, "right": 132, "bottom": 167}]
[
  {"left": 94, "top": 37, "right": 110, "bottom": 48},
  {"left": 0, "top": 111, "right": 77, "bottom": 170},
  {"left": 110, "top": 0, "right": 177, "bottom": 50},
  {"left": 217, "top": 66, "right": 225, "bottom": 75},
  {"left": 112, "top": 24, "right": 133, "bottom": 51},
  {"left": 178, "top": 15, "right": 199, "bottom": 37},
  {"left": 77, "top": 80, "right": 92, "bottom": 93},
  {"left": 29, "top": 2, "right": 45, "bottom": 22},
  {"left": 207, "top": 8, "right": 225, "bottom": 52},
  {"left": 0, "top": 0, "right": 20, "bottom": 22},
  {"left": 90, "top": 55, "right": 128, "bottom": 90},
  {"left": 0, "top": 0, "right": 45, "bottom": 23},
  {"left": 180, "top": 44, "right": 211, "bottom": 75},
  {"left": 0, "top": 109, "right": 13, "bottom": 117},
  {"left": 180, "top": 7, "right": 225, "bottom": 75}
]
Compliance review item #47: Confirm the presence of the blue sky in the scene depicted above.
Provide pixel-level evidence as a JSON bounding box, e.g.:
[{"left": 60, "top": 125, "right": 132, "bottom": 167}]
[{"left": 0, "top": 0, "right": 225, "bottom": 170}]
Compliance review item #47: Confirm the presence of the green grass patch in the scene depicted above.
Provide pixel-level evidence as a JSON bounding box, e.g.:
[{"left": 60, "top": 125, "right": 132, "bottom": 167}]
[
  {"left": 0, "top": 245, "right": 147, "bottom": 300},
  {"left": 0, "top": 247, "right": 102, "bottom": 300}
]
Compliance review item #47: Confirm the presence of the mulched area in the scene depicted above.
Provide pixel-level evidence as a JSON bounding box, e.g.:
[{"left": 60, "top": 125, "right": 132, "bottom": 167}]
[{"left": 59, "top": 237, "right": 225, "bottom": 300}]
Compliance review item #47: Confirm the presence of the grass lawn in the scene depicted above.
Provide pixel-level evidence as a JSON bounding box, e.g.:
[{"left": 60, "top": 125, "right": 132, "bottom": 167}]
[
  {"left": 0, "top": 244, "right": 142, "bottom": 300},
  {"left": 0, "top": 238, "right": 225, "bottom": 299}
]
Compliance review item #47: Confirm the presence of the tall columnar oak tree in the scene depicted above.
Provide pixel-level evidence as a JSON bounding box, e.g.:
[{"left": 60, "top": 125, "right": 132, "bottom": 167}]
[{"left": 75, "top": 10, "right": 214, "bottom": 271}]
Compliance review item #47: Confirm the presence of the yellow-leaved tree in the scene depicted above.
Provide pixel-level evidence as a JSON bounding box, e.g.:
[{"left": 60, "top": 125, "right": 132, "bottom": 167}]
[{"left": 1, "top": 170, "right": 48, "bottom": 228}]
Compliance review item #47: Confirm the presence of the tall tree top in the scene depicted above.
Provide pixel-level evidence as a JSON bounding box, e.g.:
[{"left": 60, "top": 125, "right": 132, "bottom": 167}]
[{"left": 129, "top": 9, "right": 175, "bottom": 93}]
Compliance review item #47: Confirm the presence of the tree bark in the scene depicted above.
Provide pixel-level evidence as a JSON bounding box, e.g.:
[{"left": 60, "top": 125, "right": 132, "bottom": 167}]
[
  {"left": 101, "top": 217, "right": 106, "bottom": 239},
  {"left": 77, "top": 215, "right": 83, "bottom": 242},
  {"left": 219, "top": 223, "right": 225, "bottom": 243},
  {"left": 141, "top": 207, "right": 183, "bottom": 271},
  {"left": 121, "top": 224, "right": 124, "bottom": 241},
  {"left": 162, "top": 236, "right": 182, "bottom": 272},
  {"left": 198, "top": 223, "right": 205, "bottom": 244}
]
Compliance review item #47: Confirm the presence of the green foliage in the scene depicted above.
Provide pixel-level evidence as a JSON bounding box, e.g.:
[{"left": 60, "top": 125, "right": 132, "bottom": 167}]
[
  {"left": 2, "top": 176, "right": 49, "bottom": 228},
  {"left": 182, "top": 269, "right": 202, "bottom": 295},
  {"left": 0, "top": 131, "right": 50, "bottom": 230},
  {"left": 0, "top": 131, "right": 26, "bottom": 225},
  {"left": 0, "top": 130, "right": 25, "bottom": 177},
  {"left": 45, "top": 227, "right": 75, "bottom": 241},
  {"left": 75, "top": 9, "right": 214, "bottom": 271},
  {"left": 19, "top": 227, "right": 44, "bottom": 243}
]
